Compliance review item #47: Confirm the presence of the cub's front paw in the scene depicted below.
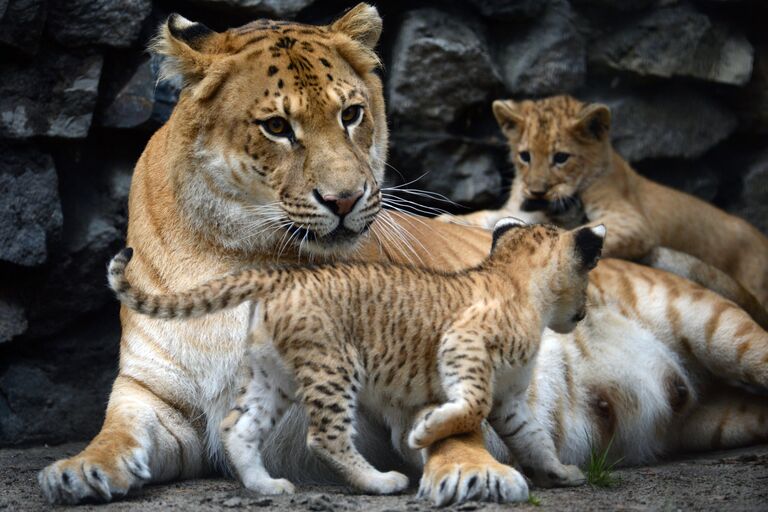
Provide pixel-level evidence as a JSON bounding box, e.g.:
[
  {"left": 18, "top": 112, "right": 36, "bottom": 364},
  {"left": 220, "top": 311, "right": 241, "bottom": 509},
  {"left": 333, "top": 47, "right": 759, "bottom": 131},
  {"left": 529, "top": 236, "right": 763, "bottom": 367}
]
[
  {"left": 243, "top": 477, "right": 296, "bottom": 495},
  {"left": 354, "top": 470, "right": 409, "bottom": 495},
  {"left": 531, "top": 463, "right": 586, "bottom": 488},
  {"left": 408, "top": 403, "right": 477, "bottom": 450},
  {"left": 38, "top": 447, "right": 151, "bottom": 504}
]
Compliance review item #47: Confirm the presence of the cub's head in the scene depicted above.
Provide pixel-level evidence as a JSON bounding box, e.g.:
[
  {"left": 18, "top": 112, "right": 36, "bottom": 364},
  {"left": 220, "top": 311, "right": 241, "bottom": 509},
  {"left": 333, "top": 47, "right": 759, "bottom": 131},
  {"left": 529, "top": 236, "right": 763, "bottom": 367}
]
[
  {"left": 153, "top": 4, "right": 387, "bottom": 256},
  {"left": 492, "top": 95, "right": 612, "bottom": 215},
  {"left": 489, "top": 218, "right": 605, "bottom": 334}
]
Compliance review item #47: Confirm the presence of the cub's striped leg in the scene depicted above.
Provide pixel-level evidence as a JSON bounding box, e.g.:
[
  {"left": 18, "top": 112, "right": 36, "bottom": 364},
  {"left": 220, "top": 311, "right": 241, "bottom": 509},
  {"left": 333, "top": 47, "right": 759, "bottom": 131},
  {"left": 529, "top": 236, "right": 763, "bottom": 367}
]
[
  {"left": 297, "top": 347, "right": 409, "bottom": 495},
  {"left": 674, "top": 390, "right": 768, "bottom": 453},
  {"left": 221, "top": 345, "right": 295, "bottom": 495},
  {"left": 491, "top": 366, "right": 585, "bottom": 488},
  {"left": 409, "top": 329, "right": 492, "bottom": 450}
]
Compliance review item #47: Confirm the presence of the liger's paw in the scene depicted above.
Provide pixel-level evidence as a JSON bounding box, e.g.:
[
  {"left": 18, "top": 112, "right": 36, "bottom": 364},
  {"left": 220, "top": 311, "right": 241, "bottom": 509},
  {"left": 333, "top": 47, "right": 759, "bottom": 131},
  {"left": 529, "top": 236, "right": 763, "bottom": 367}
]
[
  {"left": 418, "top": 460, "right": 528, "bottom": 506},
  {"left": 243, "top": 477, "right": 296, "bottom": 495},
  {"left": 38, "top": 447, "right": 151, "bottom": 504},
  {"left": 354, "top": 470, "right": 410, "bottom": 495},
  {"left": 531, "top": 463, "right": 586, "bottom": 488}
]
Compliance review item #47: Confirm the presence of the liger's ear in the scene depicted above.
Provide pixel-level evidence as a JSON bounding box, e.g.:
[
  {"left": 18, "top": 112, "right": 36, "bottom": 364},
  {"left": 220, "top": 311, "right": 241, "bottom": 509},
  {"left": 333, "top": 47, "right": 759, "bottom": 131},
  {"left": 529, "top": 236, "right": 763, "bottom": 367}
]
[
  {"left": 572, "top": 103, "right": 611, "bottom": 141},
  {"left": 151, "top": 14, "right": 218, "bottom": 85},
  {"left": 491, "top": 217, "right": 527, "bottom": 253},
  {"left": 330, "top": 3, "right": 383, "bottom": 50},
  {"left": 492, "top": 100, "right": 526, "bottom": 144},
  {"left": 574, "top": 224, "right": 606, "bottom": 270}
]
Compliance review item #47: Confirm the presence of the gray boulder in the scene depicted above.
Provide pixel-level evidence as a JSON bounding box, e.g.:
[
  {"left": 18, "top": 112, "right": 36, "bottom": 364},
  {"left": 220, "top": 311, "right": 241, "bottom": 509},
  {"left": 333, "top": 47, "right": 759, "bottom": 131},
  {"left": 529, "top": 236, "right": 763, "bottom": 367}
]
[
  {"left": 587, "top": 88, "right": 738, "bottom": 162},
  {"left": 0, "top": 310, "right": 119, "bottom": 446},
  {"left": 97, "top": 56, "right": 155, "bottom": 129},
  {"left": 387, "top": 9, "right": 502, "bottom": 131},
  {"left": 0, "top": 48, "right": 103, "bottom": 139},
  {"left": 734, "top": 43, "right": 768, "bottom": 134},
  {"left": 466, "top": 0, "right": 546, "bottom": 19},
  {"left": 736, "top": 152, "right": 768, "bottom": 236},
  {"left": 0, "top": 296, "right": 26, "bottom": 344},
  {"left": 496, "top": 0, "right": 585, "bottom": 96},
  {"left": 0, "top": 0, "right": 46, "bottom": 54},
  {"left": 46, "top": 0, "right": 152, "bottom": 48},
  {"left": 389, "top": 133, "right": 507, "bottom": 209},
  {"left": 23, "top": 144, "right": 132, "bottom": 338},
  {"left": 0, "top": 146, "right": 63, "bottom": 267},
  {"left": 187, "top": 0, "right": 315, "bottom": 18},
  {"left": 589, "top": 4, "right": 753, "bottom": 86},
  {"left": 571, "top": 0, "right": 658, "bottom": 9}
]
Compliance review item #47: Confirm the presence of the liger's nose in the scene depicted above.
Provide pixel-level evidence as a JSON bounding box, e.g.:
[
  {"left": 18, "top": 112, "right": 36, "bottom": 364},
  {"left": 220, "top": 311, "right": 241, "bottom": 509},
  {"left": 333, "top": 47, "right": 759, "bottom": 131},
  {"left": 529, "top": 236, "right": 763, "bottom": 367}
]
[{"left": 314, "top": 189, "right": 364, "bottom": 217}]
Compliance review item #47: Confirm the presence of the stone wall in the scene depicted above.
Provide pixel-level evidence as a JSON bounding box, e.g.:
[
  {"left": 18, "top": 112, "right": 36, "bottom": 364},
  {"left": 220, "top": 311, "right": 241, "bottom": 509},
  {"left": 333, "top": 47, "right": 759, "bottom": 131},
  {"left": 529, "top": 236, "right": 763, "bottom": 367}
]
[{"left": 1, "top": 0, "right": 766, "bottom": 446}]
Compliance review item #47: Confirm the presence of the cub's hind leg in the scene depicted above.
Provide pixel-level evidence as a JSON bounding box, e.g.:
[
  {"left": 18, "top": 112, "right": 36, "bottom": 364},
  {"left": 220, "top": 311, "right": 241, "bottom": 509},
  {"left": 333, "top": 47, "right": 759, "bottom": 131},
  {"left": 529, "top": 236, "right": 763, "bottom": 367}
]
[
  {"left": 222, "top": 344, "right": 295, "bottom": 495},
  {"left": 490, "top": 367, "right": 585, "bottom": 488},
  {"left": 296, "top": 344, "right": 409, "bottom": 495},
  {"left": 409, "top": 322, "right": 493, "bottom": 450}
]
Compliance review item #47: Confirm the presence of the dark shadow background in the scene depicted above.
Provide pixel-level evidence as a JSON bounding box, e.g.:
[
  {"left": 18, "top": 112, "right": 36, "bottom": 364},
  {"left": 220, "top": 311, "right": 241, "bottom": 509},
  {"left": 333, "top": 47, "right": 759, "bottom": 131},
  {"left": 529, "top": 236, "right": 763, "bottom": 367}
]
[{"left": 0, "top": 0, "right": 766, "bottom": 446}]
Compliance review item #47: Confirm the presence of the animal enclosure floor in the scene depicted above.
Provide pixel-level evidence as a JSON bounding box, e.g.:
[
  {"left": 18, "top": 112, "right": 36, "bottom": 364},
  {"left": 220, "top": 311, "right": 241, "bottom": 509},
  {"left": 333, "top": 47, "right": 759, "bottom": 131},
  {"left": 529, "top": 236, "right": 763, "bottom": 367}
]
[{"left": 2, "top": 443, "right": 767, "bottom": 511}]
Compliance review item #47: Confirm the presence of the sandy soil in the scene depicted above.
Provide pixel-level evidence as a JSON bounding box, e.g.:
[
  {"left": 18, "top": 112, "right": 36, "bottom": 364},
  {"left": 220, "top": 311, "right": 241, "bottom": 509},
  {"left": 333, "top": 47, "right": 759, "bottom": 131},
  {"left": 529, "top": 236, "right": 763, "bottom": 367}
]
[{"left": 2, "top": 443, "right": 766, "bottom": 511}]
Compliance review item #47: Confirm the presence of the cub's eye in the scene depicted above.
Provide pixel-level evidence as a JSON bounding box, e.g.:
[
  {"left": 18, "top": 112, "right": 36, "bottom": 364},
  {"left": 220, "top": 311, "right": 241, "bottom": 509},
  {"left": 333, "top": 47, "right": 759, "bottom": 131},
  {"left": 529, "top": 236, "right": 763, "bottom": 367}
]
[
  {"left": 340, "top": 105, "right": 363, "bottom": 127},
  {"left": 518, "top": 151, "right": 531, "bottom": 163},
  {"left": 553, "top": 152, "right": 571, "bottom": 165},
  {"left": 261, "top": 117, "right": 293, "bottom": 138}
]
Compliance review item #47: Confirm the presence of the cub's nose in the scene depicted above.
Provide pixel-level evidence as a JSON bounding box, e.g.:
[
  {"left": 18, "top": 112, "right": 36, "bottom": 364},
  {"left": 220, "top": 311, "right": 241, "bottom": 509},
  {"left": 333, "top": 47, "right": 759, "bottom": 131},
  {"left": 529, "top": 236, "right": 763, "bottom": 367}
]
[{"left": 314, "top": 189, "right": 364, "bottom": 217}]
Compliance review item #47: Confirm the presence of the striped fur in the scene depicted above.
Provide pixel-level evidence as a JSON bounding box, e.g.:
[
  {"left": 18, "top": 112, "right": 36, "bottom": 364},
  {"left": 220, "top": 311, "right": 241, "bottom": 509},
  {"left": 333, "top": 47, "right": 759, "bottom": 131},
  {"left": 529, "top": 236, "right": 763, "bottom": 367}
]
[{"left": 38, "top": 8, "right": 768, "bottom": 508}]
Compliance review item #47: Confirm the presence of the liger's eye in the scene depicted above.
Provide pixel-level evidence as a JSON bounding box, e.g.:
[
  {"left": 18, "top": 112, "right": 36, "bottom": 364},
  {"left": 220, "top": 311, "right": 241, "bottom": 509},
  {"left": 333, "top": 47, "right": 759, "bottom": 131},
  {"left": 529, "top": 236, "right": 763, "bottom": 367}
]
[
  {"left": 518, "top": 151, "right": 531, "bottom": 163},
  {"left": 261, "top": 117, "right": 293, "bottom": 138},
  {"left": 341, "top": 105, "right": 363, "bottom": 127},
  {"left": 553, "top": 152, "right": 570, "bottom": 165}
]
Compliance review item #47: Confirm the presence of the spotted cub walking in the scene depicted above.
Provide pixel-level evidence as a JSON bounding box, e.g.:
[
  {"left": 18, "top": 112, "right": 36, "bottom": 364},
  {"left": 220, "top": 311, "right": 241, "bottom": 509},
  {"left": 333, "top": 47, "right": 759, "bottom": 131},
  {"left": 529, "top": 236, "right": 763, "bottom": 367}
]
[{"left": 108, "top": 219, "right": 605, "bottom": 498}]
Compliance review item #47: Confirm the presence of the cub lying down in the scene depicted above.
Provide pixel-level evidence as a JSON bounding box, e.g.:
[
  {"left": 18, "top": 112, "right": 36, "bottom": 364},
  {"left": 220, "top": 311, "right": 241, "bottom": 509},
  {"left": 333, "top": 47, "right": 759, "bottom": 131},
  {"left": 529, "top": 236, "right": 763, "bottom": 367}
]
[{"left": 108, "top": 219, "right": 605, "bottom": 498}]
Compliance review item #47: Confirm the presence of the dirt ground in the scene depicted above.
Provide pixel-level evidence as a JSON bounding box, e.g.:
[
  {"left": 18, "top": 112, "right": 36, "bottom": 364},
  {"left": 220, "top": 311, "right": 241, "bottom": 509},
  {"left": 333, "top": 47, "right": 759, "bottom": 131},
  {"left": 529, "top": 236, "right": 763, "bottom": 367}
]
[{"left": 2, "top": 443, "right": 766, "bottom": 511}]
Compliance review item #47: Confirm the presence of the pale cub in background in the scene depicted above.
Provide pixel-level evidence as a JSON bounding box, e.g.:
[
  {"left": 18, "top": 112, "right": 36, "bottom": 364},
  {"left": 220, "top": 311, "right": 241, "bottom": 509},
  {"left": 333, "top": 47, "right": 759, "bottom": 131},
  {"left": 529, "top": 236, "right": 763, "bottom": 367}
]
[{"left": 108, "top": 219, "right": 605, "bottom": 499}]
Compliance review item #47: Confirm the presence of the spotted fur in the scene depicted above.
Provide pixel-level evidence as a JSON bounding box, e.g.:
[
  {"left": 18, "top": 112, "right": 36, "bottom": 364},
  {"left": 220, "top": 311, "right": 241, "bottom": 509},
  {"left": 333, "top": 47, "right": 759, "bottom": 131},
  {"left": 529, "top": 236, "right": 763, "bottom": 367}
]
[{"left": 108, "top": 221, "right": 603, "bottom": 496}]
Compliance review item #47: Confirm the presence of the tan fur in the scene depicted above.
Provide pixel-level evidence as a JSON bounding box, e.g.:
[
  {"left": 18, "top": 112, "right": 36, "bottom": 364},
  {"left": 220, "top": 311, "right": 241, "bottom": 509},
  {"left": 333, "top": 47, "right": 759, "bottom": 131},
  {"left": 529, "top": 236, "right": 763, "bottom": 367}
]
[
  {"left": 38, "top": 9, "right": 768, "bottom": 507},
  {"left": 108, "top": 221, "right": 603, "bottom": 495}
]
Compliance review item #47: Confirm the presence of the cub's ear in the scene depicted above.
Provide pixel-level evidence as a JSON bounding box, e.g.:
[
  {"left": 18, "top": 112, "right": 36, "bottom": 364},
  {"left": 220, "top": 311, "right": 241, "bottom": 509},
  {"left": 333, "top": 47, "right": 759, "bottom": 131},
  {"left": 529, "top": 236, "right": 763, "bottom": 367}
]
[
  {"left": 574, "top": 224, "right": 606, "bottom": 270},
  {"left": 491, "top": 217, "right": 527, "bottom": 252},
  {"left": 151, "top": 14, "right": 218, "bottom": 86},
  {"left": 572, "top": 103, "right": 611, "bottom": 141},
  {"left": 492, "top": 100, "right": 526, "bottom": 144},
  {"left": 330, "top": 3, "right": 383, "bottom": 50}
]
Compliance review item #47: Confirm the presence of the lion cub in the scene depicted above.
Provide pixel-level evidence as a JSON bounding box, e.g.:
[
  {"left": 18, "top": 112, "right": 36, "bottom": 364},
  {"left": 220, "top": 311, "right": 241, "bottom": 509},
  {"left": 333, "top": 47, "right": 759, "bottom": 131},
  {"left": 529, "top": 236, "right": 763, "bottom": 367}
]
[
  {"left": 108, "top": 219, "right": 604, "bottom": 497},
  {"left": 449, "top": 95, "right": 768, "bottom": 308}
]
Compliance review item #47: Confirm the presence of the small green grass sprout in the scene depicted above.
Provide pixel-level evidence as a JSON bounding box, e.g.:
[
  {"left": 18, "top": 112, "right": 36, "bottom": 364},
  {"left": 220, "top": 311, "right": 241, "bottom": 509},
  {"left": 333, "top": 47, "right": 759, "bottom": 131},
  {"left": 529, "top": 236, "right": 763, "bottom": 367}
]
[{"left": 584, "top": 434, "right": 623, "bottom": 488}]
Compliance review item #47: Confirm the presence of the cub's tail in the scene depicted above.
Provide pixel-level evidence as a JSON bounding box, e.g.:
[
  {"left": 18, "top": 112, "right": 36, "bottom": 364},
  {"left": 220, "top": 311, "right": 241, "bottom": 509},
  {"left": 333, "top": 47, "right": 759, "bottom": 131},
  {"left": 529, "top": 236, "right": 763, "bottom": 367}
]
[
  {"left": 643, "top": 247, "right": 768, "bottom": 330},
  {"left": 108, "top": 248, "right": 280, "bottom": 319}
]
